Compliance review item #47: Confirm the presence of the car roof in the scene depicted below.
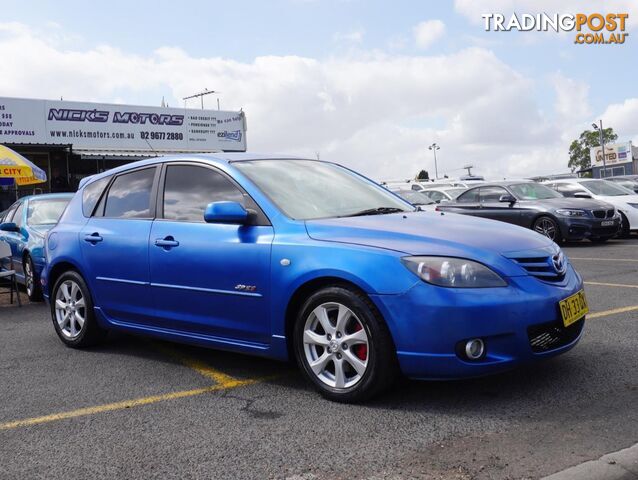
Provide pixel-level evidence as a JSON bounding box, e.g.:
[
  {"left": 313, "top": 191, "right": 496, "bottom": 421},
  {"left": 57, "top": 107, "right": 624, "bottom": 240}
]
[{"left": 79, "top": 153, "right": 312, "bottom": 187}]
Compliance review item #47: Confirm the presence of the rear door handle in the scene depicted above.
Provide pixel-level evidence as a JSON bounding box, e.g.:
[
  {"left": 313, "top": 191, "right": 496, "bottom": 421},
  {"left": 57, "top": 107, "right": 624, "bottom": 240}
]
[
  {"left": 84, "top": 233, "right": 103, "bottom": 243},
  {"left": 154, "top": 237, "right": 179, "bottom": 248}
]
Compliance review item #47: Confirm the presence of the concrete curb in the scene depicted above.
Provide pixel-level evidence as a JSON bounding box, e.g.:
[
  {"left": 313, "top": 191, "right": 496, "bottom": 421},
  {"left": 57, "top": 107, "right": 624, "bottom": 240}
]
[{"left": 543, "top": 442, "right": 638, "bottom": 480}]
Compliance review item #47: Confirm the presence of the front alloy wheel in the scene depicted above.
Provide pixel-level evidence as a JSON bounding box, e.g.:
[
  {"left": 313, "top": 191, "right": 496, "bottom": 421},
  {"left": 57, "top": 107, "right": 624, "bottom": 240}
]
[
  {"left": 303, "top": 302, "right": 370, "bottom": 389},
  {"left": 294, "top": 286, "right": 397, "bottom": 403},
  {"left": 24, "top": 256, "right": 43, "bottom": 301},
  {"left": 533, "top": 216, "right": 561, "bottom": 242}
]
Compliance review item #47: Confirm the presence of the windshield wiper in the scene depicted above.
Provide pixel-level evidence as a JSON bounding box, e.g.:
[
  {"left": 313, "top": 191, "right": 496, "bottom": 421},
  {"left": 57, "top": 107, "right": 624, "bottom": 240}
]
[{"left": 343, "top": 207, "right": 406, "bottom": 217}]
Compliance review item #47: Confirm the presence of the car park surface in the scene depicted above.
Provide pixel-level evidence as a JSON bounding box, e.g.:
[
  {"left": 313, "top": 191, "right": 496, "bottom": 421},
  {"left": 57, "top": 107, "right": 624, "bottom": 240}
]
[{"left": 1, "top": 239, "right": 637, "bottom": 479}]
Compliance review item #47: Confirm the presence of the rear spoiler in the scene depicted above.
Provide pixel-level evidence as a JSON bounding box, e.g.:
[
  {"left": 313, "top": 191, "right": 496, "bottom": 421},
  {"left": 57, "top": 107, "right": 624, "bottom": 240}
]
[{"left": 78, "top": 175, "right": 96, "bottom": 190}]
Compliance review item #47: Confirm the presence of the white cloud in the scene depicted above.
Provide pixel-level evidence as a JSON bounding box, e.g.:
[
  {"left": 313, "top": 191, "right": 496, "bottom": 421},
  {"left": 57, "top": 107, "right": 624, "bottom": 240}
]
[
  {"left": 600, "top": 98, "right": 638, "bottom": 144},
  {"left": 0, "top": 21, "right": 620, "bottom": 181},
  {"left": 413, "top": 20, "right": 446, "bottom": 50},
  {"left": 333, "top": 28, "right": 365, "bottom": 44}
]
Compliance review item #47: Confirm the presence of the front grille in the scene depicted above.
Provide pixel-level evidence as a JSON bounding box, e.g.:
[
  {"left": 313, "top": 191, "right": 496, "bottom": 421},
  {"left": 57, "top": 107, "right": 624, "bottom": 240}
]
[
  {"left": 528, "top": 318, "right": 584, "bottom": 353},
  {"left": 592, "top": 209, "right": 615, "bottom": 218},
  {"left": 510, "top": 256, "right": 565, "bottom": 282}
]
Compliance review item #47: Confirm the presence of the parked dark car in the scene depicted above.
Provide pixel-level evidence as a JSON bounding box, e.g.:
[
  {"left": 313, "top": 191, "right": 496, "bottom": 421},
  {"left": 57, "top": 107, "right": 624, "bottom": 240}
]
[
  {"left": 437, "top": 182, "right": 620, "bottom": 243},
  {"left": 0, "top": 193, "right": 73, "bottom": 300},
  {"left": 607, "top": 176, "right": 638, "bottom": 194}
]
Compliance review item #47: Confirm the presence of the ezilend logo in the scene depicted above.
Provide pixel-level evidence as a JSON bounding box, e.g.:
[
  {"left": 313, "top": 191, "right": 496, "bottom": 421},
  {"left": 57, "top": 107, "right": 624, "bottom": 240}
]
[{"left": 217, "top": 130, "right": 242, "bottom": 142}]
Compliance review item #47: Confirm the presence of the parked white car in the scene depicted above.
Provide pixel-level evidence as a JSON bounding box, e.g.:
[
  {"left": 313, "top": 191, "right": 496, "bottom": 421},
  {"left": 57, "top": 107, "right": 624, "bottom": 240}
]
[
  {"left": 387, "top": 188, "right": 438, "bottom": 211},
  {"left": 421, "top": 187, "right": 468, "bottom": 204},
  {"left": 544, "top": 179, "right": 638, "bottom": 237}
]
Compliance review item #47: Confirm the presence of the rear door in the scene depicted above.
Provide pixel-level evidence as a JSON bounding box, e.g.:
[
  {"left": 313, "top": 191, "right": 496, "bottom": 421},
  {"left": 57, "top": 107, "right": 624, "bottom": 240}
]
[
  {"left": 149, "top": 162, "right": 274, "bottom": 344},
  {"left": 79, "top": 166, "right": 159, "bottom": 325}
]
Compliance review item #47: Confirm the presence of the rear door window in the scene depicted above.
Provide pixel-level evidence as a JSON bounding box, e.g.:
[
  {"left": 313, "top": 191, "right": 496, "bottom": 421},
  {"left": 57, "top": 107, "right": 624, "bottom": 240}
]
[
  {"left": 456, "top": 188, "right": 479, "bottom": 203},
  {"left": 479, "top": 186, "right": 508, "bottom": 203},
  {"left": 103, "top": 168, "right": 156, "bottom": 219}
]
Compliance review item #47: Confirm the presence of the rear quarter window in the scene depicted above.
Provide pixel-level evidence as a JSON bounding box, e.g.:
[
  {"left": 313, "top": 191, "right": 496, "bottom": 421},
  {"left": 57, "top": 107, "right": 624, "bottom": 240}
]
[{"left": 82, "top": 176, "right": 111, "bottom": 217}]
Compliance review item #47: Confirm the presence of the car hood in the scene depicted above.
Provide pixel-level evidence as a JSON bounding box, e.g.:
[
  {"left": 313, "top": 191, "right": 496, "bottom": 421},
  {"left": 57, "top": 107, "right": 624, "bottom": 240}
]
[{"left": 305, "top": 212, "right": 555, "bottom": 276}]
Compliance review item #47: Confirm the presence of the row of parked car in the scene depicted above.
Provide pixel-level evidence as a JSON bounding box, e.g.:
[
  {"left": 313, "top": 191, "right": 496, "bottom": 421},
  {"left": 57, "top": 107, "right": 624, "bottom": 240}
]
[{"left": 385, "top": 175, "right": 638, "bottom": 244}]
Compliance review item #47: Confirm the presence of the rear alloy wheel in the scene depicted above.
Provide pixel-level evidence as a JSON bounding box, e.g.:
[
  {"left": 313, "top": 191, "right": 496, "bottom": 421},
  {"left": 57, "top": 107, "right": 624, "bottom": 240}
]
[
  {"left": 24, "top": 255, "right": 43, "bottom": 301},
  {"left": 294, "top": 286, "right": 397, "bottom": 403},
  {"left": 51, "top": 271, "right": 106, "bottom": 348},
  {"left": 533, "top": 216, "right": 561, "bottom": 243}
]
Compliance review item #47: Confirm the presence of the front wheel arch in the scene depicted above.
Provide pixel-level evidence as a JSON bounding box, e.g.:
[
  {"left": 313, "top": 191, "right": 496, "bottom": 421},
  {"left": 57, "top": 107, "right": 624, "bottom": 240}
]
[
  {"left": 531, "top": 214, "right": 563, "bottom": 243},
  {"left": 284, "top": 277, "right": 395, "bottom": 363}
]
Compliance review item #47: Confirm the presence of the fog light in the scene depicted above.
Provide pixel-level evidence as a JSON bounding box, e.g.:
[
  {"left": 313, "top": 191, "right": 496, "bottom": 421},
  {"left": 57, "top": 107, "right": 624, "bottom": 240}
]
[{"left": 465, "top": 339, "right": 485, "bottom": 360}]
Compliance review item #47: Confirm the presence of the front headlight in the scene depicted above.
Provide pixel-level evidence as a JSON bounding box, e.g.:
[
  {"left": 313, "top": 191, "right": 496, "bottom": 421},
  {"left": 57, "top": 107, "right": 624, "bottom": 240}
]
[
  {"left": 401, "top": 256, "right": 507, "bottom": 288},
  {"left": 555, "top": 209, "right": 587, "bottom": 217}
]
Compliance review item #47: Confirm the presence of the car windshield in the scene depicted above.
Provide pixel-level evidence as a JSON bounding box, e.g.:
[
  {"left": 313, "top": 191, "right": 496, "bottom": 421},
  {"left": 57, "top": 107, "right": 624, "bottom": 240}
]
[
  {"left": 444, "top": 188, "right": 466, "bottom": 198},
  {"left": 234, "top": 160, "right": 414, "bottom": 220},
  {"left": 396, "top": 190, "right": 435, "bottom": 205},
  {"left": 27, "top": 198, "right": 71, "bottom": 226},
  {"left": 579, "top": 180, "right": 632, "bottom": 196},
  {"left": 508, "top": 183, "right": 562, "bottom": 200}
]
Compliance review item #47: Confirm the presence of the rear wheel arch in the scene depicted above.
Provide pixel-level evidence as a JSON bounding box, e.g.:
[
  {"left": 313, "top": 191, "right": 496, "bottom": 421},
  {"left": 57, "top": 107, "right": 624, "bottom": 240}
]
[{"left": 47, "top": 261, "right": 83, "bottom": 297}]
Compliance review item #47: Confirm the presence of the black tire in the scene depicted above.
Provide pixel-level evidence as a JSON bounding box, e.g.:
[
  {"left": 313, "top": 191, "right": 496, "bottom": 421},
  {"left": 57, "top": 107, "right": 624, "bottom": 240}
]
[
  {"left": 532, "top": 216, "right": 562, "bottom": 243},
  {"left": 589, "top": 237, "right": 609, "bottom": 244},
  {"left": 619, "top": 212, "right": 631, "bottom": 238},
  {"left": 293, "top": 285, "right": 398, "bottom": 403},
  {"left": 24, "top": 255, "right": 43, "bottom": 301},
  {"left": 50, "top": 270, "right": 107, "bottom": 348}
]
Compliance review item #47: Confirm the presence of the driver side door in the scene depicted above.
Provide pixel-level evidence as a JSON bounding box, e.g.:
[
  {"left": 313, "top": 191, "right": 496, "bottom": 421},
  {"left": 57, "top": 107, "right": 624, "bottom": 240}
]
[{"left": 149, "top": 162, "right": 274, "bottom": 344}]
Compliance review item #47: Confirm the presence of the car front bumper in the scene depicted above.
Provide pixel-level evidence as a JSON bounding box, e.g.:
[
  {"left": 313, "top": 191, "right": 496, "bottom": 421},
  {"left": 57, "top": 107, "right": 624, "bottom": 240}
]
[
  {"left": 557, "top": 215, "right": 621, "bottom": 240},
  {"left": 370, "top": 264, "right": 585, "bottom": 379}
]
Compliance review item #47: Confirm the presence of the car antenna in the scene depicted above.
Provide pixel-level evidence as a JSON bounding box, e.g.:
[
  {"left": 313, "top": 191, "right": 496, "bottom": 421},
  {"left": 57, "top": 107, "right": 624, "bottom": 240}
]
[{"left": 144, "top": 138, "right": 157, "bottom": 156}]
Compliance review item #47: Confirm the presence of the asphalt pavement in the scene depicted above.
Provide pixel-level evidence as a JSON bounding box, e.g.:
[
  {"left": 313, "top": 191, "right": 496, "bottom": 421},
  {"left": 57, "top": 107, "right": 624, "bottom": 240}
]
[{"left": 0, "top": 239, "right": 637, "bottom": 479}]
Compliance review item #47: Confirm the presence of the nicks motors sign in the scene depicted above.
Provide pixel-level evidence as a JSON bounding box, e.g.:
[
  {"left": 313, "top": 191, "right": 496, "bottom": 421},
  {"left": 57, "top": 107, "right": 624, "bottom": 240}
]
[{"left": 0, "top": 96, "right": 246, "bottom": 152}]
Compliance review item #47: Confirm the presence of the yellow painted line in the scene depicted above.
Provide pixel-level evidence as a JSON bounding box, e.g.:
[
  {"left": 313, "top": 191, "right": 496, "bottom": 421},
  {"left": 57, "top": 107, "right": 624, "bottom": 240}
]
[
  {"left": 0, "top": 379, "right": 259, "bottom": 431},
  {"left": 585, "top": 281, "right": 638, "bottom": 289},
  {"left": 589, "top": 305, "right": 638, "bottom": 319},
  {"left": 152, "top": 342, "right": 242, "bottom": 387},
  {"left": 569, "top": 257, "right": 638, "bottom": 263}
]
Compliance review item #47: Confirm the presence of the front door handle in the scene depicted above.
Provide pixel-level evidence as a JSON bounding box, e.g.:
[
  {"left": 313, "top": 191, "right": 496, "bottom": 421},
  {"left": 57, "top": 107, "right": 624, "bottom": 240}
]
[
  {"left": 154, "top": 236, "right": 179, "bottom": 249},
  {"left": 84, "top": 233, "right": 103, "bottom": 243}
]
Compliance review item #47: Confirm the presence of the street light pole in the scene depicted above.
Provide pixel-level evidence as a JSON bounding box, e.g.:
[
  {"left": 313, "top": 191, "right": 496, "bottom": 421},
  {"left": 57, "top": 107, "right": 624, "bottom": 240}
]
[
  {"left": 428, "top": 143, "right": 440, "bottom": 180},
  {"left": 592, "top": 120, "right": 607, "bottom": 178}
]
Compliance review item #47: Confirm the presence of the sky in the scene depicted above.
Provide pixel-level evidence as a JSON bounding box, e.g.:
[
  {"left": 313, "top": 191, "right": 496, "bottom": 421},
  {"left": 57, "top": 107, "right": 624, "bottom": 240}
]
[{"left": 1, "top": 0, "right": 637, "bottom": 181}]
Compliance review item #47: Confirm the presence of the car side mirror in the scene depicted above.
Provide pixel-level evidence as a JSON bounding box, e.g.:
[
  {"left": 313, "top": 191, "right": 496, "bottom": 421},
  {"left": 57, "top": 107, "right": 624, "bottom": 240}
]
[
  {"left": 0, "top": 222, "right": 19, "bottom": 232},
  {"left": 573, "top": 192, "right": 592, "bottom": 199},
  {"left": 499, "top": 194, "right": 516, "bottom": 204},
  {"left": 203, "top": 201, "right": 250, "bottom": 224}
]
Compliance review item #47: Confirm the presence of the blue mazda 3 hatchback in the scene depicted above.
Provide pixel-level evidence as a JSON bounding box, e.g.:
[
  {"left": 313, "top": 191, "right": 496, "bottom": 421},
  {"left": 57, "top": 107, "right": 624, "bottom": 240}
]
[{"left": 43, "top": 154, "right": 587, "bottom": 402}]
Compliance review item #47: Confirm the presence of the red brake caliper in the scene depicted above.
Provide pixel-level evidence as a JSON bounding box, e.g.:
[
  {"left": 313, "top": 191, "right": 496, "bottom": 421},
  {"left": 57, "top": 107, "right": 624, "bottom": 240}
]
[{"left": 353, "top": 322, "right": 367, "bottom": 361}]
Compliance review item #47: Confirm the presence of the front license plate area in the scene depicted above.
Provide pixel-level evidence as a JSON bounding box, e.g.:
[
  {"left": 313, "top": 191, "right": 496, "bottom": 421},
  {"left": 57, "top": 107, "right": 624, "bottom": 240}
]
[
  {"left": 601, "top": 220, "right": 615, "bottom": 227},
  {"left": 559, "top": 290, "right": 589, "bottom": 327}
]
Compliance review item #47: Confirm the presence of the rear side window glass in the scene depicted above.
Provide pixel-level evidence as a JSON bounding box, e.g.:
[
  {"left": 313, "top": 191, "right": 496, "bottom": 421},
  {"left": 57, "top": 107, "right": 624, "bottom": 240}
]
[
  {"left": 82, "top": 176, "right": 111, "bottom": 217},
  {"left": 479, "top": 186, "right": 508, "bottom": 202},
  {"left": 163, "top": 165, "right": 245, "bottom": 222},
  {"left": 456, "top": 188, "right": 479, "bottom": 203},
  {"left": 104, "top": 168, "right": 156, "bottom": 219},
  {"left": 12, "top": 202, "right": 25, "bottom": 228}
]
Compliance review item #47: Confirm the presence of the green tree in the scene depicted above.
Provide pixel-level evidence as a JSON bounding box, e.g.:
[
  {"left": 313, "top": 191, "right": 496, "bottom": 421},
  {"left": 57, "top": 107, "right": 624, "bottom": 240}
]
[
  {"left": 416, "top": 169, "right": 429, "bottom": 181},
  {"left": 568, "top": 127, "right": 618, "bottom": 173}
]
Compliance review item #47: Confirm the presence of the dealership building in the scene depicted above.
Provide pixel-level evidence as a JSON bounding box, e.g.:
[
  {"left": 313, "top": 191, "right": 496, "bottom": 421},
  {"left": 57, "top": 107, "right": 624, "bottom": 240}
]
[
  {"left": 0, "top": 96, "right": 247, "bottom": 208},
  {"left": 590, "top": 141, "right": 637, "bottom": 178}
]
